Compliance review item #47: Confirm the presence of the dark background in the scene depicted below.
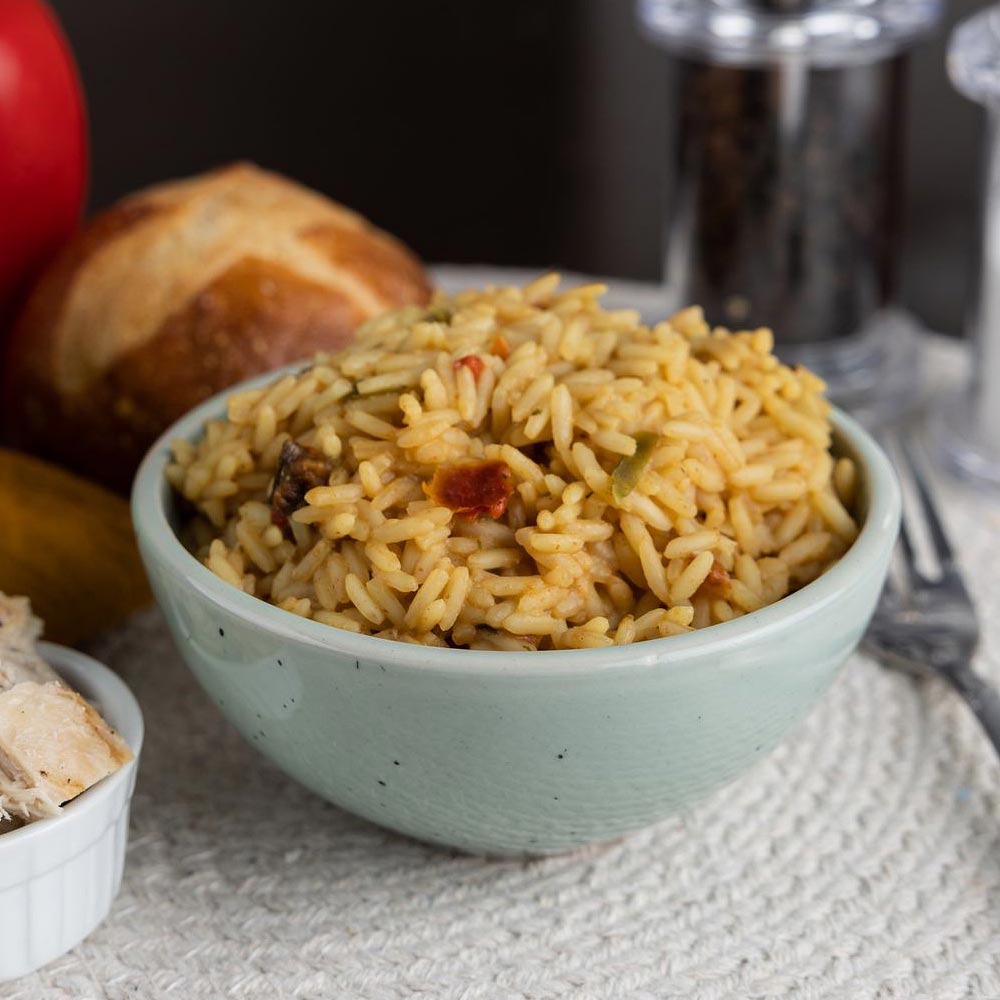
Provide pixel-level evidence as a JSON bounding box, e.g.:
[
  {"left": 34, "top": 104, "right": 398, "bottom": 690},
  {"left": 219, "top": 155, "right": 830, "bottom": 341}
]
[{"left": 50, "top": 0, "right": 983, "bottom": 336}]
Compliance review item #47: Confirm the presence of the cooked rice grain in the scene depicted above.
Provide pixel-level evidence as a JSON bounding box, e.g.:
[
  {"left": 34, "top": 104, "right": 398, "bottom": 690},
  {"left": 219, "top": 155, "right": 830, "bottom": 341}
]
[{"left": 168, "top": 276, "right": 858, "bottom": 651}]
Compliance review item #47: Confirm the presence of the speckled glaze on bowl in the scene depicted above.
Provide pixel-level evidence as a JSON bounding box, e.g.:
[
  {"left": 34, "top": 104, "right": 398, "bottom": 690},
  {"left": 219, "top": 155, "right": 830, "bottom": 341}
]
[{"left": 132, "top": 372, "right": 900, "bottom": 855}]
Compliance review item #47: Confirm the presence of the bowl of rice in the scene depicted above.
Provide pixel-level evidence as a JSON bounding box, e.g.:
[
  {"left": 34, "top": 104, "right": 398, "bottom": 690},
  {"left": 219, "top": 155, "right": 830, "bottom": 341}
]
[{"left": 133, "top": 275, "right": 900, "bottom": 855}]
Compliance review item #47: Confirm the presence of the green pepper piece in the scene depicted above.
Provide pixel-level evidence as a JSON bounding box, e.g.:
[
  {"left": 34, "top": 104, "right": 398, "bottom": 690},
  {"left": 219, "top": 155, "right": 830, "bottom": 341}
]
[
  {"left": 425, "top": 303, "right": 453, "bottom": 323},
  {"left": 611, "top": 431, "right": 659, "bottom": 502}
]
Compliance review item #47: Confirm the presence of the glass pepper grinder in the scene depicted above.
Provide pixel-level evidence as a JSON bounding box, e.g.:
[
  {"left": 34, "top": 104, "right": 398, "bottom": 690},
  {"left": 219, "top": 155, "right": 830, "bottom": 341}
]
[
  {"left": 933, "top": 4, "right": 1000, "bottom": 489},
  {"left": 638, "top": 0, "right": 940, "bottom": 424}
]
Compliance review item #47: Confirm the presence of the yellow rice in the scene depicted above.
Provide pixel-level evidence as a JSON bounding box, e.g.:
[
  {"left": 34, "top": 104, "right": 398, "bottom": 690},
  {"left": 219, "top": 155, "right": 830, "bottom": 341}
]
[{"left": 167, "top": 275, "right": 858, "bottom": 651}]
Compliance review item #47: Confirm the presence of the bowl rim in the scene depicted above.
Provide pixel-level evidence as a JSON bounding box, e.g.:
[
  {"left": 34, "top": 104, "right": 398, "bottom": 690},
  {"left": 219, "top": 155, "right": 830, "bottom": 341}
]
[
  {"left": 0, "top": 642, "right": 144, "bottom": 851},
  {"left": 132, "top": 364, "right": 901, "bottom": 677}
]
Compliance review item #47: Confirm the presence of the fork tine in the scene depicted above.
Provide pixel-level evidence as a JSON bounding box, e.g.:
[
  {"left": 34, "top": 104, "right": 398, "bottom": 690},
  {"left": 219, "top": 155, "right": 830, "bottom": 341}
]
[
  {"left": 897, "top": 510, "right": 919, "bottom": 578},
  {"left": 877, "top": 428, "right": 917, "bottom": 577},
  {"left": 880, "top": 568, "right": 902, "bottom": 603},
  {"left": 899, "top": 435, "right": 954, "bottom": 568}
]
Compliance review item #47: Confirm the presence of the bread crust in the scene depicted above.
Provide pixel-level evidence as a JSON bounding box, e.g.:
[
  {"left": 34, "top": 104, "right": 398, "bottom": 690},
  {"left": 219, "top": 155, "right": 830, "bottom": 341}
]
[{"left": 2, "top": 163, "right": 431, "bottom": 491}]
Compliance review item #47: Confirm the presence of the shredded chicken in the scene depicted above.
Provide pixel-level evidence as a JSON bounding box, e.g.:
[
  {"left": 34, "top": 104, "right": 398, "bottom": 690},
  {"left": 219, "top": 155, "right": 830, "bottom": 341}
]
[
  {"left": 697, "top": 560, "right": 732, "bottom": 599},
  {"left": 0, "top": 593, "right": 132, "bottom": 827},
  {"left": 0, "top": 594, "right": 60, "bottom": 690}
]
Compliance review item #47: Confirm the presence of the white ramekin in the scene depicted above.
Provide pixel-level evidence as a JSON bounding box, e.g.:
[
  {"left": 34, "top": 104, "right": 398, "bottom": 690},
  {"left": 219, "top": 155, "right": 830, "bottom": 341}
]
[{"left": 0, "top": 642, "right": 143, "bottom": 981}]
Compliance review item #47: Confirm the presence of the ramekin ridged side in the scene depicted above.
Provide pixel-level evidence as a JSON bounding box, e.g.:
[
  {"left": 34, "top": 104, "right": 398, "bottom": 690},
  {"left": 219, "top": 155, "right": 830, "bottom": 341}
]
[{"left": 0, "top": 644, "right": 143, "bottom": 981}]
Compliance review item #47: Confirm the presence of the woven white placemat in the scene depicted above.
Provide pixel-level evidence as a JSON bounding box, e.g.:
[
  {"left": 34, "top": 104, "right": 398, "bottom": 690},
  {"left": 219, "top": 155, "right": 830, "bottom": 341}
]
[{"left": 10, "top": 271, "right": 1000, "bottom": 1000}]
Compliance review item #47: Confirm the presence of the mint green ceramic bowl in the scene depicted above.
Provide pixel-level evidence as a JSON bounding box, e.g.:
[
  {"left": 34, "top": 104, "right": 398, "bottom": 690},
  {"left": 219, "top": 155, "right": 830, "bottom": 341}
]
[{"left": 132, "top": 375, "right": 900, "bottom": 856}]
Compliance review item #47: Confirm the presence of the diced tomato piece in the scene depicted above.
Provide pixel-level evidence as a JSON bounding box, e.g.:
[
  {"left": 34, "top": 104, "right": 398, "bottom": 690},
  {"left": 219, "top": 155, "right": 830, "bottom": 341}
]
[
  {"left": 424, "top": 460, "right": 513, "bottom": 520},
  {"left": 453, "top": 354, "right": 486, "bottom": 380}
]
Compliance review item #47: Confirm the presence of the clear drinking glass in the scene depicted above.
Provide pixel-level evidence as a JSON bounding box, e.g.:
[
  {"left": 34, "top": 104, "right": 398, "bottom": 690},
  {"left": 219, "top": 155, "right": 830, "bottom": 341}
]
[
  {"left": 933, "top": 5, "right": 1000, "bottom": 488},
  {"left": 638, "top": 0, "right": 940, "bottom": 424}
]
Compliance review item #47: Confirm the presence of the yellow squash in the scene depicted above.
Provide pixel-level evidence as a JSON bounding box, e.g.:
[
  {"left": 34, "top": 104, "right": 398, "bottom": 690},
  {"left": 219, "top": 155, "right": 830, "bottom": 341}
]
[{"left": 0, "top": 448, "right": 151, "bottom": 646}]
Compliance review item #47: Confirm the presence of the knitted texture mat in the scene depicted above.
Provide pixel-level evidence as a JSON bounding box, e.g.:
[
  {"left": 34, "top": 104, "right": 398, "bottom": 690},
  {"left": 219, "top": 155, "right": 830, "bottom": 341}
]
[{"left": 10, "top": 274, "right": 1000, "bottom": 1000}]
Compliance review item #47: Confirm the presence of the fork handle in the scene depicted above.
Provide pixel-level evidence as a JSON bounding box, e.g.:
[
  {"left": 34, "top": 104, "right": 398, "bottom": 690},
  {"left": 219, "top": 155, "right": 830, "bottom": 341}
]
[{"left": 946, "top": 662, "right": 1000, "bottom": 758}]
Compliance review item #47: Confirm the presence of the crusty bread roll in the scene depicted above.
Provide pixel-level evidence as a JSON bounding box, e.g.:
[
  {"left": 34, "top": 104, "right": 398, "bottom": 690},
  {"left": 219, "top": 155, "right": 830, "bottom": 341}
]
[{"left": 3, "top": 163, "right": 432, "bottom": 490}]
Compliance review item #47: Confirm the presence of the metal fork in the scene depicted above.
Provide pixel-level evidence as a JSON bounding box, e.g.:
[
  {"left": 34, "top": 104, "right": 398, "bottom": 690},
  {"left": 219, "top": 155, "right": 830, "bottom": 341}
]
[{"left": 862, "top": 432, "right": 1000, "bottom": 756}]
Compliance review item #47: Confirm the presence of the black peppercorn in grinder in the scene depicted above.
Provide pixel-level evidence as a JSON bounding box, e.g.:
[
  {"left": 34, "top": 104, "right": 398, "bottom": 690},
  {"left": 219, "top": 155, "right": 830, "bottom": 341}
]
[{"left": 638, "top": 0, "right": 940, "bottom": 422}]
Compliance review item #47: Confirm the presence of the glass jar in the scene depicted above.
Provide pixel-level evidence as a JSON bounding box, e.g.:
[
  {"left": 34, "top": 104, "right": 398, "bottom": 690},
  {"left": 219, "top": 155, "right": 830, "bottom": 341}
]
[
  {"left": 933, "top": 4, "right": 1000, "bottom": 488},
  {"left": 639, "top": 0, "right": 940, "bottom": 422}
]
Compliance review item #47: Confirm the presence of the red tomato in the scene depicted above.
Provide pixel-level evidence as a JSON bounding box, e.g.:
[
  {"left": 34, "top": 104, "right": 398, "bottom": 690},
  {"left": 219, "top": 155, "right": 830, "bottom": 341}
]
[{"left": 0, "top": 0, "right": 87, "bottom": 327}]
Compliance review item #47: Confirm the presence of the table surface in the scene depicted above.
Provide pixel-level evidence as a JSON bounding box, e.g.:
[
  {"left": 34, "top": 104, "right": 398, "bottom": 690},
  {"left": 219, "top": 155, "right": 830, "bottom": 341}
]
[{"left": 11, "top": 270, "right": 1000, "bottom": 1000}]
